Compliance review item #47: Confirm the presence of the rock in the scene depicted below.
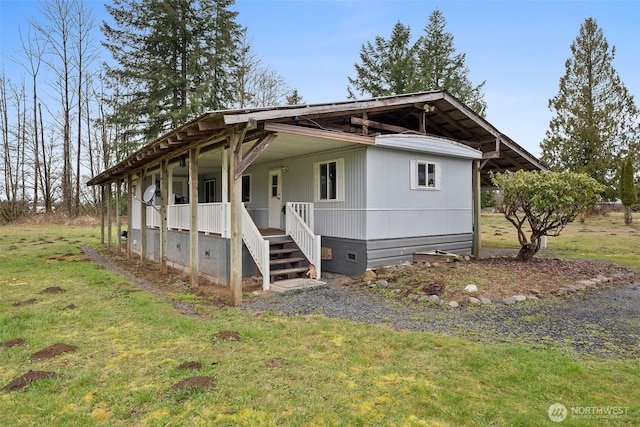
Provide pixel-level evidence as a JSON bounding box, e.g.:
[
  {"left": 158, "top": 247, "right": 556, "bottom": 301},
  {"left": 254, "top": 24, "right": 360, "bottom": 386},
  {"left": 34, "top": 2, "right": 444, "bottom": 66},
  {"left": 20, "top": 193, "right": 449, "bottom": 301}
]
[
  {"left": 463, "top": 255, "right": 471, "bottom": 262},
  {"left": 361, "top": 270, "right": 377, "bottom": 282},
  {"left": 527, "top": 295, "right": 539, "bottom": 300},
  {"left": 428, "top": 295, "right": 440, "bottom": 304},
  {"left": 421, "top": 261, "right": 431, "bottom": 268},
  {"left": 502, "top": 296, "right": 516, "bottom": 305},
  {"left": 431, "top": 262, "right": 441, "bottom": 268},
  {"left": 417, "top": 296, "right": 431, "bottom": 302},
  {"left": 566, "top": 285, "right": 578, "bottom": 293},
  {"left": 596, "top": 274, "right": 610, "bottom": 283},
  {"left": 479, "top": 297, "right": 492, "bottom": 305},
  {"left": 529, "top": 288, "right": 541, "bottom": 295},
  {"left": 339, "top": 279, "right": 352, "bottom": 286},
  {"left": 376, "top": 280, "right": 389, "bottom": 288},
  {"left": 448, "top": 301, "right": 459, "bottom": 308},
  {"left": 464, "top": 284, "right": 478, "bottom": 294},
  {"left": 513, "top": 295, "right": 527, "bottom": 302},
  {"left": 408, "top": 294, "right": 420, "bottom": 300},
  {"left": 468, "top": 296, "right": 481, "bottom": 305}
]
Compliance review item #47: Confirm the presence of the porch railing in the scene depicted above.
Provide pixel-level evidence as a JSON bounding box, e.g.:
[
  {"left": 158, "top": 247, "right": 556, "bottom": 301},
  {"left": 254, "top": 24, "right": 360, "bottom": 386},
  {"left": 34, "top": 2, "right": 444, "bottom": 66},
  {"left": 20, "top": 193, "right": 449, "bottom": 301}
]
[
  {"left": 145, "top": 203, "right": 230, "bottom": 237},
  {"left": 241, "top": 204, "right": 270, "bottom": 290},
  {"left": 286, "top": 202, "right": 321, "bottom": 280}
]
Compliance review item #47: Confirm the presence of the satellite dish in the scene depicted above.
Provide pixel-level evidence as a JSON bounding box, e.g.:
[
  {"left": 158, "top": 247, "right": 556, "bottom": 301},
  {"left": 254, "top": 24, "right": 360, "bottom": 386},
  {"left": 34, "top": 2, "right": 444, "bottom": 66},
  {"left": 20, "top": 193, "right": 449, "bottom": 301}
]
[{"left": 142, "top": 184, "right": 156, "bottom": 204}]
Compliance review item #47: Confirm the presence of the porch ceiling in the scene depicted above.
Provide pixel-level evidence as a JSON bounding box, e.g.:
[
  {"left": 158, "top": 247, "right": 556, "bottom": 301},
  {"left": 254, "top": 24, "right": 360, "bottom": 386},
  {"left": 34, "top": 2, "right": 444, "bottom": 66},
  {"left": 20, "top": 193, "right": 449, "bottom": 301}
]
[{"left": 87, "top": 90, "right": 545, "bottom": 187}]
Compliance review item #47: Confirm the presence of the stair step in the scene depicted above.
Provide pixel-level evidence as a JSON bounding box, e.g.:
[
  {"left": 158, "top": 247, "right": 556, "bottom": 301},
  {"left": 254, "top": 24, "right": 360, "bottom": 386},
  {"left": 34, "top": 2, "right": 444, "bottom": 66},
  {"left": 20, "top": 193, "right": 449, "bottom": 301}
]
[
  {"left": 270, "top": 257, "right": 306, "bottom": 266},
  {"left": 269, "top": 266, "right": 308, "bottom": 277},
  {"left": 268, "top": 238, "right": 294, "bottom": 246},
  {"left": 270, "top": 248, "right": 299, "bottom": 255}
]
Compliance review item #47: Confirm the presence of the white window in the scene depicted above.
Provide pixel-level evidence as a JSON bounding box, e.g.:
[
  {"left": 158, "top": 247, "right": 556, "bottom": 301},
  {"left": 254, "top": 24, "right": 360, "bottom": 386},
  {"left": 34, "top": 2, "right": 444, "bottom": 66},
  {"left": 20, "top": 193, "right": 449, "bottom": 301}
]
[
  {"left": 314, "top": 159, "right": 344, "bottom": 201},
  {"left": 410, "top": 160, "right": 441, "bottom": 190}
]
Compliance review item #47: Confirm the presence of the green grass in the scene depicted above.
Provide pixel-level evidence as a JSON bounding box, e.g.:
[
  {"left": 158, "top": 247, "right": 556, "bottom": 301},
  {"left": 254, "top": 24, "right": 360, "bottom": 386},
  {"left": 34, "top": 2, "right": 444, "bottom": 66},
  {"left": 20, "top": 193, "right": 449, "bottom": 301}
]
[
  {"left": 1, "top": 223, "right": 639, "bottom": 425},
  {"left": 482, "top": 211, "right": 640, "bottom": 270}
]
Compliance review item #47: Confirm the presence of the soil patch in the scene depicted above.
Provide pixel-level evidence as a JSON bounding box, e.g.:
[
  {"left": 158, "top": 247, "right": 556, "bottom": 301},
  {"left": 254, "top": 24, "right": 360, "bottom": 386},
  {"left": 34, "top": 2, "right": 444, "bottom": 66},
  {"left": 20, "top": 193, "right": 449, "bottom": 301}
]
[
  {"left": 42, "top": 286, "right": 64, "bottom": 294},
  {"left": 13, "top": 298, "right": 37, "bottom": 307},
  {"left": 214, "top": 330, "right": 240, "bottom": 341},
  {"left": 60, "top": 304, "right": 76, "bottom": 310},
  {"left": 29, "top": 343, "right": 77, "bottom": 360},
  {"left": 1, "top": 338, "right": 25, "bottom": 348},
  {"left": 2, "top": 370, "right": 58, "bottom": 391},
  {"left": 169, "top": 376, "right": 215, "bottom": 392},
  {"left": 177, "top": 361, "right": 202, "bottom": 371}
]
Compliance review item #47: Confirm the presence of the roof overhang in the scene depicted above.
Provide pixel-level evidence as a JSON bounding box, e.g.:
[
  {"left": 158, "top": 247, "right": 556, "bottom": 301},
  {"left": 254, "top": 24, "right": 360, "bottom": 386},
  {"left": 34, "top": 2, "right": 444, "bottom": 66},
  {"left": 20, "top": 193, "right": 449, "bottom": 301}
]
[{"left": 87, "top": 90, "right": 545, "bottom": 187}]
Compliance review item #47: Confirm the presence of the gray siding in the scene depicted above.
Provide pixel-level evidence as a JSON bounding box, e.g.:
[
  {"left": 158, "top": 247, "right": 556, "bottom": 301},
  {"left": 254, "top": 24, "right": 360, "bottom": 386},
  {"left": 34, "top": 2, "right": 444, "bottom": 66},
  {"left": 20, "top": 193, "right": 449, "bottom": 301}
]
[{"left": 365, "top": 147, "right": 473, "bottom": 240}]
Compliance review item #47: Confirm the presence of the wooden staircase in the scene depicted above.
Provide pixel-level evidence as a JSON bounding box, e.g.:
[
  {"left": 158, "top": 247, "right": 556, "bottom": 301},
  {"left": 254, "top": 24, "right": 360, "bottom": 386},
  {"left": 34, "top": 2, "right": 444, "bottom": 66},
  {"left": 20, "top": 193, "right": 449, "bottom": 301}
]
[{"left": 267, "top": 236, "right": 309, "bottom": 282}]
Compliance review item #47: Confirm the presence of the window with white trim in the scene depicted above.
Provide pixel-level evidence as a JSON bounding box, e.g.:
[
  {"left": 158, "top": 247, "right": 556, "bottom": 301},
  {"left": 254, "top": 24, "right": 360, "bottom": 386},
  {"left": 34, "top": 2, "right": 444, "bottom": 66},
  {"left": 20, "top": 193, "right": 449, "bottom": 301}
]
[
  {"left": 410, "top": 160, "right": 441, "bottom": 190},
  {"left": 314, "top": 159, "right": 344, "bottom": 201}
]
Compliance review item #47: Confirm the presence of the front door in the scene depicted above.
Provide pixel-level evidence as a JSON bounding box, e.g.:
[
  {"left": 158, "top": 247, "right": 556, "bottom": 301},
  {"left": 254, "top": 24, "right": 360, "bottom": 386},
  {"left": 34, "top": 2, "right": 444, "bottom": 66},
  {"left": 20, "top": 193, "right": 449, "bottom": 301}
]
[{"left": 268, "top": 169, "right": 282, "bottom": 229}]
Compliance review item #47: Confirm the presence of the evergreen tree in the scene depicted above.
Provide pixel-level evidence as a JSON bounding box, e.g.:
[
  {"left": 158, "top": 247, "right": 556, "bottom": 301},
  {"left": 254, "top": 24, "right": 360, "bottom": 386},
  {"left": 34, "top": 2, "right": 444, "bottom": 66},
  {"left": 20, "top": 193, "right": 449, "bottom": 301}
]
[
  {"left": 102, "top": 0, "right": 243, "bottom": 144},
  {"left": 347, "top": 21, "right": 417, "bottom": 99},
  {"left": 540, "top": 17, "right": 640, "bottom": 198},
  {"left": 416, "top": 9, "right": 486, "bottom": 116},
  {"left": 619, "top": 156, "right": 637, "bottom": 224},
  {"left": 347, "top": 9, "right": 486, "bottom": 116}
]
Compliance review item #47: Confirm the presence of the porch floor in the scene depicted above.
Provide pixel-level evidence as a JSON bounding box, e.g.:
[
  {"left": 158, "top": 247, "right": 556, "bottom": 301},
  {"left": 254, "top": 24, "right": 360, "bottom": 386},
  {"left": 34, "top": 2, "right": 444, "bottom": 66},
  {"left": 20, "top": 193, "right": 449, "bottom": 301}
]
[{"left": 270, "top": 278, "right": 327, "bottom": 293}]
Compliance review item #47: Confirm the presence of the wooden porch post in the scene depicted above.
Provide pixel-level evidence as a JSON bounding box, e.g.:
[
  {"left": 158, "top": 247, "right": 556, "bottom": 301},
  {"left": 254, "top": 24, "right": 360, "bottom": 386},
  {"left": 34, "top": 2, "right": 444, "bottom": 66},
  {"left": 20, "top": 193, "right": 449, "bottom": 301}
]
[
  {"left": 106, "top": 182, "right": 113, "bottom": 249},
  {"left": 229, "top": 126, "right": 247, "bottom": 306},
  {"left": 140, "top": 169, "right": 147, "bottom": 264},
  {"left": 161, "top": 159, "right": 169, "bottom": 273},
  {"left": 127, "top": 174, "right": 133, "bottom": 257},
  {"left": 189, "top": 146, "right": 200, "bottom": 287},
  {"left": 116, "top": 181, "right": 122, "bottom": 253},
  {"left": 100, "top": 185, "right": 105, "bottom": 245},
  {"left": 472, "top": 160, "right": 482, "bottom": 259}
]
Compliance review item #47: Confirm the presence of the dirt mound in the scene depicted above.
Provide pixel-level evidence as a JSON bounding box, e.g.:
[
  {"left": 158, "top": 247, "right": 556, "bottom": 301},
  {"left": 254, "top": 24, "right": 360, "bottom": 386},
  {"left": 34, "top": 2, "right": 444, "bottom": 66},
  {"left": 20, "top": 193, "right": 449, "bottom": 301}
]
[
  {"left": 29, "top": 343, "right": 77, "bottom": 360},
  {"left": 42, "top": 286, "right": 64, "bottom": 293},
  {"left": 169, "top": 376, "right": 215, "bottom": 392},
  {"left": 60, "top": 304, "right": 76, "bottom": 310},
  {"left": 177, "top": 361, "right": 202, "bottom": 371},
  {"left": 13, "top": 298, "right": 37, "bottom": 307},
  {"left": 2, "top": 370, "right": 58, "bottom": 391},
  {"left": 1, "top": 338, "right": 25, "bottom": 348},
  {"left": 214, "top": 330, "right": 240, "bottom": 341}
]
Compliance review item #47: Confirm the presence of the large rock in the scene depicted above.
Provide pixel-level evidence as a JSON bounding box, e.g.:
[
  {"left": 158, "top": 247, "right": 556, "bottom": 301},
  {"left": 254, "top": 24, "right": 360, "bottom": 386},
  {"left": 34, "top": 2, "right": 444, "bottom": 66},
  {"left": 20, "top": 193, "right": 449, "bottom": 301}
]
[
  {"left": 468, "top": 296, "right": 481, "bottom": 305},
  {"left": 448, "top": 301, "right": 459, "bottom": 308},
  {"left": 464, "top": 284, "right": 478, "bottom": 294},
  {"left": 360, "top": 270, "right": 377, "bottom": 282}
]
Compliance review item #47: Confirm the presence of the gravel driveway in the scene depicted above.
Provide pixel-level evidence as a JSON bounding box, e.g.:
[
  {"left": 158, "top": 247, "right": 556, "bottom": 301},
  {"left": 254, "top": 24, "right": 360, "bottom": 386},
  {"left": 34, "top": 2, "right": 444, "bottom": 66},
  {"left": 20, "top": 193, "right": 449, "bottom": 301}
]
[{"left": 243, "top": 276, "right": 640, "bottom": 359}]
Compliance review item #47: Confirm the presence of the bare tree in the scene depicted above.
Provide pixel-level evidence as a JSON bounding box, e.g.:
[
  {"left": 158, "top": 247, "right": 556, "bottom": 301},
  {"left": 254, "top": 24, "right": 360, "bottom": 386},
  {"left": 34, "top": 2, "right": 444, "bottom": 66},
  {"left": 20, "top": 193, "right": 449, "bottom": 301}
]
[{"left": 33, "top": 0, "right": 77, "bottom": 216}]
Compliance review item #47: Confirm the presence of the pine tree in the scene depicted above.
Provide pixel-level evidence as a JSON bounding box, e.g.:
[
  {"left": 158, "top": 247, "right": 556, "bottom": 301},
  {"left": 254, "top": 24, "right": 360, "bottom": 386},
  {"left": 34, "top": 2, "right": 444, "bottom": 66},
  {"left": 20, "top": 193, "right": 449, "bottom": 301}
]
[
  {"left": 347, "top": 9, "right": 486, "bottom": 116},
  {"left": 415, "top": 9, "right": 486, "bottom": 115},
  {"left": 347, "top": 21, "right": 417, "bottom": 99},
  {"left": 103, "top": 0, "right": 243, "bottom": 145},
  {"left": 540, "top": 17, "right": 640, "bottom": 198},
  {"left": 619, "top": 156, "right": 637, "bottom": 224}
]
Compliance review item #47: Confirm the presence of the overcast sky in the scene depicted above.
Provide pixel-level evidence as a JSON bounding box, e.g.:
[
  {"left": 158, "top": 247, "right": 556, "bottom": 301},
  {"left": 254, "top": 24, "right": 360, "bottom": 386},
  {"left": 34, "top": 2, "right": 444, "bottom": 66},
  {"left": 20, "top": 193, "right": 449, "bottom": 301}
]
[{"left": 1, "top": 0, "right": 639, "bottom": 158}]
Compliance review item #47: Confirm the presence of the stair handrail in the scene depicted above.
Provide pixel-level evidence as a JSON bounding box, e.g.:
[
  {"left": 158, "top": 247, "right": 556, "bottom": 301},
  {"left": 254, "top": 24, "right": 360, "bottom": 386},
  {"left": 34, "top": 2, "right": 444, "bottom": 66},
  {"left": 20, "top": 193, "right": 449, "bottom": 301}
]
[
  {"left": 241, "top": 204, "right": 270, "bottom": 290},
  {"left": 285, "top": 203, "right": 321, "bottom": 280}
]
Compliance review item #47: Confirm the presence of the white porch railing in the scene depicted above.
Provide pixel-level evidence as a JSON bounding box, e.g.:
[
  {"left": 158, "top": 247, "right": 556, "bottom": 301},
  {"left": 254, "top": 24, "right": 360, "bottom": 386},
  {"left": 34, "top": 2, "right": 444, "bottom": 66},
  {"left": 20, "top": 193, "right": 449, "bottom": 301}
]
[
  {"left": 145, "top": 203, "right": 230, "bottom": 237},
  {"left": 198, "top": 203, "right": 230, "bottom": 237},
  {"left": 288, "top": 202, "right": 315, "bottom": 233},
  {"left": 241, "top": 204, "right": 270, "bottom": 291},
  {"left": 286, "top": 202, "right": 321, "bottom": 280}
]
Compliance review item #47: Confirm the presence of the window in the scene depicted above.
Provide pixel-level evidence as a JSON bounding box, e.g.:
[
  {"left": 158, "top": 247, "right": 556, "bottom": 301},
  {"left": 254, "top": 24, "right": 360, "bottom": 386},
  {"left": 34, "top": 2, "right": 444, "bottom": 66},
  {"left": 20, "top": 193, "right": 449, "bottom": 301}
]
[
  {"left": 242, "top": 175, "right": 251, "bottom": 203},
  {"left": 411, "top": 160, "right": 441, "bottom": 190},
  {"left": 204, "top": 179, "right": 216, "bottom": 203},
  {"left": 314, "top": 159, "right": 344, "bottom": 201}
]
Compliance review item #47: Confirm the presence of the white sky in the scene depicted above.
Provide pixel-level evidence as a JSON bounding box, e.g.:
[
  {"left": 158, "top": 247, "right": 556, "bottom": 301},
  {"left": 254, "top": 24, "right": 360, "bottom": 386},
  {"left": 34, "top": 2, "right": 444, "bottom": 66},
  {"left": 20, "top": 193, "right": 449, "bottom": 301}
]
[{"left": 1, "top": 0, "right": 639, "bottom": 159}]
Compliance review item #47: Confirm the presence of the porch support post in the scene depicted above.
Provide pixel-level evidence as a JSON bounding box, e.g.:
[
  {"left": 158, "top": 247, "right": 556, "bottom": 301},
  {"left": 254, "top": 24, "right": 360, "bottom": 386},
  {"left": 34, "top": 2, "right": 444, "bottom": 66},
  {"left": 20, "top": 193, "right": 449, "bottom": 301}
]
[
  {"left": 116, "top": 180, "right": 122, "bottom": 253},
  {"left": 161, "top": 159, "right": 169, "bottom": 273},
  {"left": 189, "top": 146, "right": 200, "bottom": 287},
  {"left": 222, "top": 148, "right": 228, "bottom": 203},
  {"left": 471, "top": 159, "right": 482, "bottom": 259},
  {"left": 127, "top": 174, "right": 133, "bottom": 257},
  {"left": 106, "top": 182, "right": 113, "bottom": 249},
  {"left": 100, "top": 185, "right": 105, "bottom": 245},
  {"left": 229, "top": 125, "right": 247, "bottom": 307},
  {"left": 140, "top": 169, "right": 147, "bottom": 264}
]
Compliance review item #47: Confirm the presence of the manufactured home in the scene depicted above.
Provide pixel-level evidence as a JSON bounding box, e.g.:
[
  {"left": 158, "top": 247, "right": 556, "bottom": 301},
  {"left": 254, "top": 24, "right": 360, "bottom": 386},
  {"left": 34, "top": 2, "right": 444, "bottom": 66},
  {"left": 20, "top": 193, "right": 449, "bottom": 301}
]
[{"left": 87, "top": 91, "right": 544, "bottom": 304}]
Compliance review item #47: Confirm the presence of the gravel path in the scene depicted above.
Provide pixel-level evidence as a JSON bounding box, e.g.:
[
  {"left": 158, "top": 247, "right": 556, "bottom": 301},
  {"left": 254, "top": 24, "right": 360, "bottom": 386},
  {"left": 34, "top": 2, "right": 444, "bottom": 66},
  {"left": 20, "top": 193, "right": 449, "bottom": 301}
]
[{"left": 243, "top": 277, "right": 640, "bottom": 359}]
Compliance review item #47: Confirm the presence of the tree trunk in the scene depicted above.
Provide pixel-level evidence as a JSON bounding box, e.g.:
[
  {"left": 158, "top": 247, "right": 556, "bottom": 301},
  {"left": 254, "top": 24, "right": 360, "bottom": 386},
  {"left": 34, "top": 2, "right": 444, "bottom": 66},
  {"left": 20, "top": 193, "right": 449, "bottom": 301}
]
[
  {"left": 517, "top": 234, "right": 541, "bottom": 261},
  {"left": 624, "top": 206, "right": 632, "bottom": 225}
]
